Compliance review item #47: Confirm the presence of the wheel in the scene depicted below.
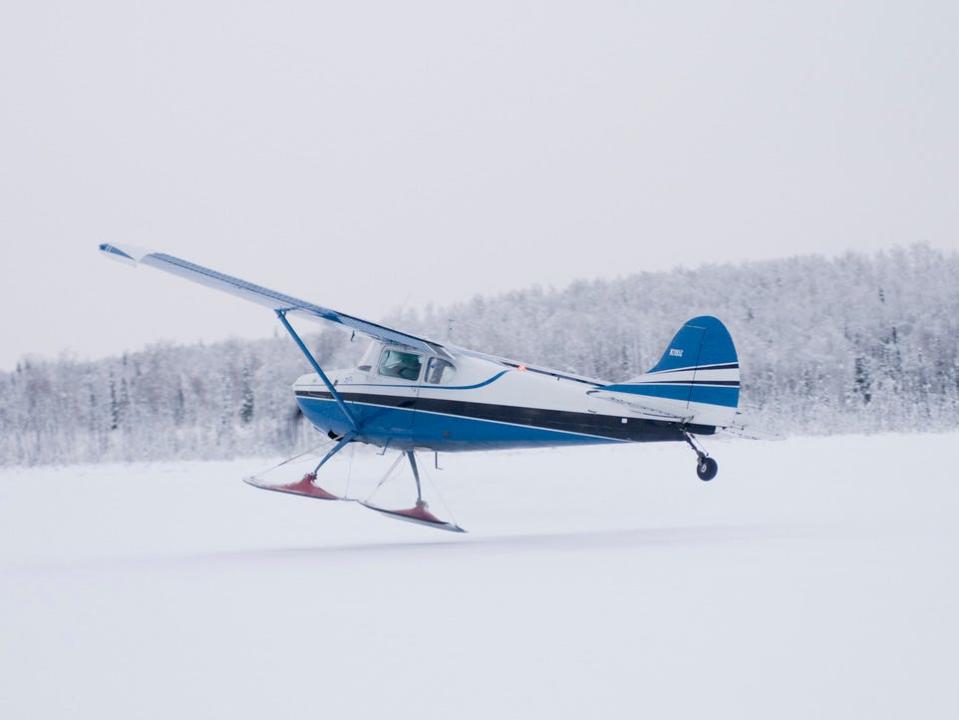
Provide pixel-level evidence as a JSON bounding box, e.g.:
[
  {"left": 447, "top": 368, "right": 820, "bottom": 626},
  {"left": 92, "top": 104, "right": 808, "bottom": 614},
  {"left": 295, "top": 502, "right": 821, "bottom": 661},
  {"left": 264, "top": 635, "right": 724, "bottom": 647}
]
[{"left": 696, "top": 456, "right": 718, "bottom": 481}]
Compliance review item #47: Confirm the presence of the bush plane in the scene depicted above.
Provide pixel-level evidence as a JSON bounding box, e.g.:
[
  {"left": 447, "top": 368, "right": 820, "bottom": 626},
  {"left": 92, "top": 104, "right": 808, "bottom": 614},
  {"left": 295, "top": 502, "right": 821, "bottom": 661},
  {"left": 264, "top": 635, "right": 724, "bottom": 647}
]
[{"left": 99, "top": 244, "right": 742, "bottom": 532}]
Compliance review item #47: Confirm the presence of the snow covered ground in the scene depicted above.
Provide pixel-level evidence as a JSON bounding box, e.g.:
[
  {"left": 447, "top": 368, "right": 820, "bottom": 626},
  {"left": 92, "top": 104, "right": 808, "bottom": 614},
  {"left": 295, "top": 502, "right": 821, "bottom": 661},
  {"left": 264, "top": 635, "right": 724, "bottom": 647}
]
[{"left": 1, "top": 433, "right": 957, "bottom": 719}]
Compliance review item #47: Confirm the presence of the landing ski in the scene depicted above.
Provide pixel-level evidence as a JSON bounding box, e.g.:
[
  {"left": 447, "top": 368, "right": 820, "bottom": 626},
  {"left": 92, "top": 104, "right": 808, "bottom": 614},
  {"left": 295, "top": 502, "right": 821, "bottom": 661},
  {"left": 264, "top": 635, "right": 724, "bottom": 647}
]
[
  {"left": 359, "top": 500, "right": 466, "bottom": 533},
  {"left": 243, "top": 472, "right": 342, "bottom": 501}
]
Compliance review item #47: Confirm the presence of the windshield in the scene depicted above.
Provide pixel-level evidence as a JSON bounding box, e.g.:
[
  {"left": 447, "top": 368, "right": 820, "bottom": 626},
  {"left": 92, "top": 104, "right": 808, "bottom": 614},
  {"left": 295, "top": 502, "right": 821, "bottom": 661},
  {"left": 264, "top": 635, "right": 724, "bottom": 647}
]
[{"left": 357, "top": 340, "right": 379, "bottom": 371}]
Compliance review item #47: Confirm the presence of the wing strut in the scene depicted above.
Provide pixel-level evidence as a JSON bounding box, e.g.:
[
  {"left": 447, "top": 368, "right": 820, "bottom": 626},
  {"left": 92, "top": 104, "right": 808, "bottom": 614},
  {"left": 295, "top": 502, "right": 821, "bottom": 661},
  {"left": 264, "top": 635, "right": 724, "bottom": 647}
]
[{"left": 275, "top": 309, "right": 358, "bottom": 432}]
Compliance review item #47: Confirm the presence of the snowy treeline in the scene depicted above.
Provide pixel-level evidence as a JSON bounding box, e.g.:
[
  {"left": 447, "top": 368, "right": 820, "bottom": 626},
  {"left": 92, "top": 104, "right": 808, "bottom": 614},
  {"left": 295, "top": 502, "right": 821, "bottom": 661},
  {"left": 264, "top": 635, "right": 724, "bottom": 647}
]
[
  {"left": 2, "top": 245, "right": 957, "bottom": 465},
  {"left": 0, "top": 332, "right": 362, "bottom": 466}
]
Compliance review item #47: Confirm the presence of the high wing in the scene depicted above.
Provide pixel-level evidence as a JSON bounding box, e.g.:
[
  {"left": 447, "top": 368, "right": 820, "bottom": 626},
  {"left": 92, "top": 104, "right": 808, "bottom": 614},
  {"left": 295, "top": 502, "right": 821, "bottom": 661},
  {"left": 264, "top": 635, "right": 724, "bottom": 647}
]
[
  {"left": 98, "top": 243, "right": 451, "bottom": 358},
  {"left": 99, "top": 243, "right": 616, "bottom": 384}
]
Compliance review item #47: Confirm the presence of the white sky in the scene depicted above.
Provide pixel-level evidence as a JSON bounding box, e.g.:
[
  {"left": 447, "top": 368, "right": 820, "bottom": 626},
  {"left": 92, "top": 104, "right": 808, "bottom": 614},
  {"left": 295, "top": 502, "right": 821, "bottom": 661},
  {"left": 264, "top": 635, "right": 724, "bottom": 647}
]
[{"left": 1, "top": 1, "right": 957, "bottom": 369}]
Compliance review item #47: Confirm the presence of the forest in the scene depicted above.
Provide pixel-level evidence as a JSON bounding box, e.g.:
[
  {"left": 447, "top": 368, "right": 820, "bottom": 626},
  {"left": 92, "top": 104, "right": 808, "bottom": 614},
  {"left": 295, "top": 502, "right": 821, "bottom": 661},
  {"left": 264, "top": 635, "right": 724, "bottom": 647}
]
[{"left": 2, "top": 245, "right": 957, "bottom": 465}]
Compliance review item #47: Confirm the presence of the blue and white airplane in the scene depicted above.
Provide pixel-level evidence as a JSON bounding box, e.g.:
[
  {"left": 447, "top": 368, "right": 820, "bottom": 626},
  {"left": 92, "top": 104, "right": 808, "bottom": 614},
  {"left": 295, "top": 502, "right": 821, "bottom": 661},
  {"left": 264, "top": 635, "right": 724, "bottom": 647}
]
[{"left": 100, "top": 244, "right": 741, "bottom": 532}]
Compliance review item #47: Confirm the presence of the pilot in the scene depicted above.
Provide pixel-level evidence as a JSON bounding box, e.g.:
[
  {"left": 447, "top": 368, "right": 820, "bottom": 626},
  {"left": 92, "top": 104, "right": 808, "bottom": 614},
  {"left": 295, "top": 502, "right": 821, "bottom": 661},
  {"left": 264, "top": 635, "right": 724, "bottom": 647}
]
[{"left": 397, "top": 355, "right": 420, "bottom": 381}]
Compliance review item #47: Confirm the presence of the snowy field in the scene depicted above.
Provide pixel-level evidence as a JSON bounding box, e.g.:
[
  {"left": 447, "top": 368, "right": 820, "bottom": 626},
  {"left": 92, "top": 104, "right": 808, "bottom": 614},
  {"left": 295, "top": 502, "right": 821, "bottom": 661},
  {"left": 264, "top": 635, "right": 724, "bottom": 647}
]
[{"left": 2, "top": 433, "right": 957, "bottom": 719}]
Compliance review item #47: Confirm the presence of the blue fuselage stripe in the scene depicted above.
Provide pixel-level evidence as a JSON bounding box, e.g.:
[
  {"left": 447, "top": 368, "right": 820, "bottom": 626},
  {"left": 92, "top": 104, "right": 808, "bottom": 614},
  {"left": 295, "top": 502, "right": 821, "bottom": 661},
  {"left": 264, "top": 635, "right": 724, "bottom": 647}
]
[{"left": 601, "top": 383, "right": 739, "bottom": 407}]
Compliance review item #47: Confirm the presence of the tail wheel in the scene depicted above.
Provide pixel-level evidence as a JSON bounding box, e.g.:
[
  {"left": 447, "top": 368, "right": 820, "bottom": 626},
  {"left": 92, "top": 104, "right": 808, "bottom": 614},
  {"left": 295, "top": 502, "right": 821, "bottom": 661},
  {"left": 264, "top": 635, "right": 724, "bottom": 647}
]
[{"left": 696, "top": 456, "right": 718, "bottom": 482}]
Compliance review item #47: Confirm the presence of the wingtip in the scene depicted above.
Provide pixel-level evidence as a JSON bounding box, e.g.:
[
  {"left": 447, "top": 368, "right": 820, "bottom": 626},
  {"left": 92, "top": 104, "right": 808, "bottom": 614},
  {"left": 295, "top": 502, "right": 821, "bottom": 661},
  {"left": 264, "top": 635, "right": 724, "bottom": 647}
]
[{"left": 98, "top": 243, "right": 153, "bottom": 266}]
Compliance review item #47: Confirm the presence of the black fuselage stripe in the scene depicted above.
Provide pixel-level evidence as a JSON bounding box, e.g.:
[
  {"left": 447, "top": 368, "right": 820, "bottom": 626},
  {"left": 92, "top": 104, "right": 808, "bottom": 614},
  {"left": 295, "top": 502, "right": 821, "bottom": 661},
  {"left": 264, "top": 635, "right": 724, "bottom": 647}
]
[
  {"left": 651, "top": 362, "right": 739, "bottom": 374},
  {"left": 634, "top": 380, "right": 740, "bottom": 387},
  {"left": 295, "top": 391, "right": 716, "bottom": 442}
]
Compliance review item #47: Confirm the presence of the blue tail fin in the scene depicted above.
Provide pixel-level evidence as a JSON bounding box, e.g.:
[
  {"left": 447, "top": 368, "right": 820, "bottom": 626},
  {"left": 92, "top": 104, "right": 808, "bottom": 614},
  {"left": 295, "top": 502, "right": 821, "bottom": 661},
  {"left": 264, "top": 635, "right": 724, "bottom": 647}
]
[
  {"left": 648, "top": 315, "right": 738, "bottom": 375},
  {"left": 603, "top": 316, "right": 740, "bottom": 427}
]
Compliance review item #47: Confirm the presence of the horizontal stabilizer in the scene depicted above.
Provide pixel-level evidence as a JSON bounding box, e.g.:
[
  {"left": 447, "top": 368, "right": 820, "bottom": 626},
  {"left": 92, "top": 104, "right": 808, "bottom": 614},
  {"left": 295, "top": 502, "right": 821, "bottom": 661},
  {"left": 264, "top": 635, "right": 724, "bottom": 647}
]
[
  {"left": 585, "top": 389, "right": 692, "bottom": 422},
  {"left": 722, "top": 413, "right": 784, "bottom": 441}
]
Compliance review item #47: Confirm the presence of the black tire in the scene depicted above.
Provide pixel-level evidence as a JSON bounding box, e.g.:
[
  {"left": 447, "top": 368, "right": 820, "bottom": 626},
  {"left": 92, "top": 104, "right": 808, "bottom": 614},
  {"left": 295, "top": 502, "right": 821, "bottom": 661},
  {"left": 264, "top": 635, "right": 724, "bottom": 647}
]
[{"left": 696, "top": 456, "right": 718, "bottom": 482}]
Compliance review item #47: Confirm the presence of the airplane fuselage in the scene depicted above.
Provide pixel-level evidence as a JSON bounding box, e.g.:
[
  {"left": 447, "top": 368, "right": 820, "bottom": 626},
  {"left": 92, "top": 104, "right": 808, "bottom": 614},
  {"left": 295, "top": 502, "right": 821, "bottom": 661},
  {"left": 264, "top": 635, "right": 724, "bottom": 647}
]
[{"left": 293, "top": 343, "right": 714, "bottom": 452}]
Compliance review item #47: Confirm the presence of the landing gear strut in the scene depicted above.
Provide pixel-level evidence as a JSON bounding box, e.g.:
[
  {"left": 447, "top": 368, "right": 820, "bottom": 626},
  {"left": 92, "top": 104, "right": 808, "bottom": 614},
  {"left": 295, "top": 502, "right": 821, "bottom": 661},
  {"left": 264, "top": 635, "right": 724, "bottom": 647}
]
[
  {"left": 244, "top": 433, "right": 354, "bottom": 500},
  {"left": 683, "top": 430, "right": 718, "bottom": 482}
]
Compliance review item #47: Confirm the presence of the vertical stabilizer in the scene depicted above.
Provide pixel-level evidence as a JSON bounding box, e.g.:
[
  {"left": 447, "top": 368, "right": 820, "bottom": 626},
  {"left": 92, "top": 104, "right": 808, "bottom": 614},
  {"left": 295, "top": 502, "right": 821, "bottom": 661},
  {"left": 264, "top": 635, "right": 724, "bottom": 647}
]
[{"left": 602, "top": 316, "right": 740, "bottom": 428}]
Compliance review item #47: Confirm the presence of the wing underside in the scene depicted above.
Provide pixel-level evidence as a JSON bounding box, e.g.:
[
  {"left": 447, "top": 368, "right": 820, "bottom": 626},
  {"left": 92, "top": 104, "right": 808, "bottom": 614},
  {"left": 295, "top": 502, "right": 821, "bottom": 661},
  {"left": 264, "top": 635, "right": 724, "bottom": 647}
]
[{"left": 99, "top": 243, "right": 450, "bottom": 357}]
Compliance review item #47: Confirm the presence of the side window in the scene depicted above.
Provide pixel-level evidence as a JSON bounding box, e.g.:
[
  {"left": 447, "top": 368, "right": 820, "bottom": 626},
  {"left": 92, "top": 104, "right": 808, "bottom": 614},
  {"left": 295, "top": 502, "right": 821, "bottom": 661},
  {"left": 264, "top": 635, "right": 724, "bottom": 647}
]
[
  {"left": 378, "top": 349, "right": 422, "bottom": 381},
  {"left": 425, "top": 358, "right": 456, "bottom": 385}
]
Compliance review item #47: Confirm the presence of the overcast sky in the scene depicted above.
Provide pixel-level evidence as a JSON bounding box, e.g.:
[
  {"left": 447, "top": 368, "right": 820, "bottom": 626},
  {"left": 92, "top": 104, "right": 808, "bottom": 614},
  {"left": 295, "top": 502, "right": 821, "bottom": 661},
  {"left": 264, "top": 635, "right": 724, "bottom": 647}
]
[{"left": 1, "top": 1, "right": 957, "bottom": 369}]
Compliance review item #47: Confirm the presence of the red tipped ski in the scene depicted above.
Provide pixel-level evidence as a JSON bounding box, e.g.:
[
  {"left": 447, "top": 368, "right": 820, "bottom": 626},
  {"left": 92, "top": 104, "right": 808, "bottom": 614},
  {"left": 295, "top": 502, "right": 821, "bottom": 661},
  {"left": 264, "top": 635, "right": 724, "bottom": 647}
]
[
  {"left": 360, "top": 500, "right": 466, "bottom": 533},
  {"left": 243, "top": 472, "right": 341, "bottom": 501}
]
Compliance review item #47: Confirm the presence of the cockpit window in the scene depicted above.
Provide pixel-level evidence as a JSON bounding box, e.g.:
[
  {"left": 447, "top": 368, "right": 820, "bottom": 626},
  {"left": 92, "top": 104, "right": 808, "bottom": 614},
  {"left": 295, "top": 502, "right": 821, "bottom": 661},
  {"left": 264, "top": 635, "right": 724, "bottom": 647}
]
[
  {"left": 425, "top": 358, "right": 456, "bottom": 385},
  {"left": 378, "top": 349, "right": 422, "bottom": 381}
]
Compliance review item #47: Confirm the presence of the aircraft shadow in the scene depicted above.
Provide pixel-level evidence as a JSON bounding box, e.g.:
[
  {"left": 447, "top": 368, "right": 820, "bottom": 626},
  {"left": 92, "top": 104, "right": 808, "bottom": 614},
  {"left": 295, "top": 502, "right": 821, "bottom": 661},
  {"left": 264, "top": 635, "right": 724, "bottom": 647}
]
[
  {"left": 170, "top": 522, "right": 805, "bottom": 565},
  {"left": 11, "top": 523, "right": 819, "bottom": 576}
]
